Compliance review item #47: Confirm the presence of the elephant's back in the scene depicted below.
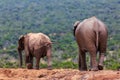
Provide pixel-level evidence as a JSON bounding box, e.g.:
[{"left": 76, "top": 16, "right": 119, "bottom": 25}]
[
  {"left": 27, "top": 33, "right": 51, "bottom": 49},
  {"left": 38, "top": 33, "right": 51, "bottom": 43},
  {"left": 27, "top": 33, "right": 51, "bottom": 42},
  {"left": 76, "top": 17, "right": 107, "bottom": 33},
  {"left": 75, "top": 17, "right": 108, "bottom": 50}
]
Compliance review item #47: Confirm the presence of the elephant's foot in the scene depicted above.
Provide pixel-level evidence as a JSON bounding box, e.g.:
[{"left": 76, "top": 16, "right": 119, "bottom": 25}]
[
  {"left": 79, "top": 69, "right": 87, "bottom": 71},
  {"left": 47, "top": 66, "right": 52, "bottom": 70},
  {"left": 79, "top": 67, "right": 87, "bottom": 71},
  {"left": 35, "top": 66, "right": 39, "bottom": 70},
  {"left": 89, "top": 67, "right": 98, "bottom": 71},
  {"left": 98, "top": 65, "right": 103, "bottom": 70},
  {"left": 35, "top": 68, "right": 39, "bottom": 70},
  {"left": 27, "top": 63, "right": 33, "bottom": 69}
]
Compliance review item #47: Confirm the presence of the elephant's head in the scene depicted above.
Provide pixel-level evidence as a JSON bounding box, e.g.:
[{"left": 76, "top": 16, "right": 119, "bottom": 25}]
[
  {"left": 17, "top": 35, "right": 25, "bottom": 67},
  {"left": 73, "top": 21, "right": 80, "bottom": 36}
]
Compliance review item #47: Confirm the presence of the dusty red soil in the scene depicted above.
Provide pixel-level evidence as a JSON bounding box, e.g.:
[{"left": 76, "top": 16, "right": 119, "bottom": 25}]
[{"left": 0, "top": 68, "right": 120, "bottom": 80}]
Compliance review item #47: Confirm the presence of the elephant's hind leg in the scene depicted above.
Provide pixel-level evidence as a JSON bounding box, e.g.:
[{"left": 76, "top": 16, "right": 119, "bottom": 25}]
[
  {"left": 35, "top": 56, "right": 40, "bottom": 70},
  {"left": 98, "top": 52, "right": 105, "bottom": 70},
  {"left": 98, "top": 33, "right": 107, "bottom": 70},
  {"left": 29, "top": 55, "right": 33, "bottom": 69},
  {"left": 89, "top": 46, "right": 98, "bottom": 71},
  {"left": 46, "top": 47, "right": 52, "bottom": 70},
  {"left": 79, "top": 49, "right": 87, "bottom": 71},
  {"left": 26, "top": 56, "right": 33, "bottom": 69}
]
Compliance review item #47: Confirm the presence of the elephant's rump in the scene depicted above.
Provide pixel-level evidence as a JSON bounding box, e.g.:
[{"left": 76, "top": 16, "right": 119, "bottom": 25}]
[{"left": 39, "top": 46, "right": 47, "bottom": 57}]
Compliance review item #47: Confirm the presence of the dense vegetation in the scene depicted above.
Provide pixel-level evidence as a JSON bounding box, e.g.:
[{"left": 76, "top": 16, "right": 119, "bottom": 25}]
[{"left": 0, "top": 0, "right": 120, "bottom": 69}]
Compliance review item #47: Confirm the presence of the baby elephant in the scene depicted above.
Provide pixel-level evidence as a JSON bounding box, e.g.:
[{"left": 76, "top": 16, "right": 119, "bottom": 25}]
[
  {"left": 74, "top": 17, "right": 108, "bottom": 71},
  {"left": 17, "top": 33, "right": 52, "bottom": 69}
]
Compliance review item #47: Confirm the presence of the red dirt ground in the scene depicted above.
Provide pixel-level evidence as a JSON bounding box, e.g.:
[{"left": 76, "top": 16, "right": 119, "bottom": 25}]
[{"left": 0, "top": 68, "right": 120, "bottom": 80}]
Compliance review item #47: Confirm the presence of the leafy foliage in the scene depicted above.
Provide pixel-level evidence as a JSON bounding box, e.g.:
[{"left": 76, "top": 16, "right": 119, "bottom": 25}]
[
  {"left": 0, "top": 58, "right": 18, "bottom": 68},
  {"left": 0, "top": 0, "right": 120, "bottom": 69}
]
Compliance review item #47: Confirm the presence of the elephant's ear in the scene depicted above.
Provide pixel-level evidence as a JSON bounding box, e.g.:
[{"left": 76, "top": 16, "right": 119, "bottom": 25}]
[
  {"left": 18, "top": 35, "right": 25, "bottom": 50},
  {"left": 73, "top": 21, "right": 80, "bottom": 36},
  {"left": 19, "top": 35, "right": 24, "bottom": 42},
  {"left": 73, "top": 21, "right": 80, "bottom": 27}
]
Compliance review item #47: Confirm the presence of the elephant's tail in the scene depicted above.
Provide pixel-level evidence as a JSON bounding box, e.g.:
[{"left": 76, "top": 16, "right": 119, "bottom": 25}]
[
  {"left": 73, "top": 21, "right": 80, "bottom": 36},
  {"left": 96, "top": 30, "right": 99, "bottom": 50},
  {"left": 94, "top": 20, "right": 99, "bottom": 50}
]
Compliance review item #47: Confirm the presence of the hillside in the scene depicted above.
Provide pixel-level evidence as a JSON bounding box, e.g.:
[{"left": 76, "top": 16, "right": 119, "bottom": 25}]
[{"left": 0, "top": 0, "right": 120, "bottom": 69}]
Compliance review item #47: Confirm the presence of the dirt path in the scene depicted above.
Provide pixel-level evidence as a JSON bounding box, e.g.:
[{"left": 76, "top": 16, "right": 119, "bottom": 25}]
[{"left": 0, "top": 68, "right": 119, "bottom": 80}]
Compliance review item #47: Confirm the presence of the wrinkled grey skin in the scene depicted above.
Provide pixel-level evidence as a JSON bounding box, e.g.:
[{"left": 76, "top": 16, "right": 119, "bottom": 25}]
[
  {"left": 74, "top": 17, "right": 108, "bottom": 71},
  {"left": 17, "top": 33, "right": 52, "bottom": 70}
]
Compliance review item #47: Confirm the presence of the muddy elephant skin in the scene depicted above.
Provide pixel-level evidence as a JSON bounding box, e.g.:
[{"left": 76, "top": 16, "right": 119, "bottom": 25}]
[
  {"left": 74, "top": 17, "right": 108, "bottom": 71},
  {"left": 18, "top": 33, "right": 52, "bottom": 69}
]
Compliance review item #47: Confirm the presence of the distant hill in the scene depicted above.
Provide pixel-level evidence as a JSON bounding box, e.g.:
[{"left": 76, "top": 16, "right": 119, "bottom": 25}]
[{"left": 0, "top": 0, "right": 120, "bottom": 69}]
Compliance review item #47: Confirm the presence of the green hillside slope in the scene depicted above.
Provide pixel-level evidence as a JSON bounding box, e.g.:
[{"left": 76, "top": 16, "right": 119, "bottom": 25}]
[{"left": 0, "top": 0, "right": 120, "bottom": 69}]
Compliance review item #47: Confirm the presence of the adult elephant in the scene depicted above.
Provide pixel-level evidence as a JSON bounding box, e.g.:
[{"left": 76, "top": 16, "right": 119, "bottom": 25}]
[
  {"left": 73, "top": 17, "right": 108, "bottom": 71},
  {"left": 17, "top": 33, "right": 52, "bottom": 69}
]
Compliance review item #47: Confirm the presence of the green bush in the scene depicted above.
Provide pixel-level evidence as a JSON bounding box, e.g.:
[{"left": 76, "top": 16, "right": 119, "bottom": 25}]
[
  {"left": 0, "top": 59, "right": 18, "bottom": 68},
  {"left": 39, "top": 61, "right": 78, "bottom": 69},
  {"left": 104, "top": 59, "right": 120, "bottom": 70},
  {"left": 52, "top": 61, "right": 78, "bottom": 69}
]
